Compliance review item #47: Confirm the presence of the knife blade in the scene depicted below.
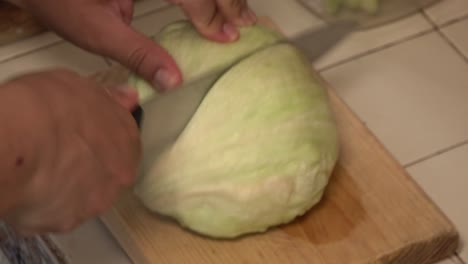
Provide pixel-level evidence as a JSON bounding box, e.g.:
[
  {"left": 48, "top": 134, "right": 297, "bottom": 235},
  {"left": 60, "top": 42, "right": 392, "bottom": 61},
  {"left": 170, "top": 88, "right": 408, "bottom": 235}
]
[{"left": 135, "top": 20, "right": 357, "bottom": 162}]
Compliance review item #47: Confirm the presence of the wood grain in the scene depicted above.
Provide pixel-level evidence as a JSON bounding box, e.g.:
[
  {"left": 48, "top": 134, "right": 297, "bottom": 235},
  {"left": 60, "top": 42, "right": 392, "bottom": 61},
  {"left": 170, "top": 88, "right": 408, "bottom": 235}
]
[{"left": 92, "top": 18, "right": 460, "bottom": 264}]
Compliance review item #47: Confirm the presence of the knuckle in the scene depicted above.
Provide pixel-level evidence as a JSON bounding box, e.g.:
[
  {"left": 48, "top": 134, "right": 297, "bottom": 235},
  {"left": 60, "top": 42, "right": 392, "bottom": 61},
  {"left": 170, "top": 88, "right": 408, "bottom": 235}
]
[
  {"left": 230, "top": 0, "right": 245, "bottom": 10},
  {"left": 126, "top": 46, "right": 151, "bottom": 75}
]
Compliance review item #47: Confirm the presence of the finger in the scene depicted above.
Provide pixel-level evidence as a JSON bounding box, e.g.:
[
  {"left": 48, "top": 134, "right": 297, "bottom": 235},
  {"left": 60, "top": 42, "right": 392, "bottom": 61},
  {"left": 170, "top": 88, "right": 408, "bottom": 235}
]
[
  {"left": 106, "top": 84, "right": 140, "bottom": 111},
  {"left": 173, "top": 0, "right": 239, "bottom": 42},
  {"left": 94, "top": 17, "right": 183, "bottom": 91},
  {"left": 116, "top": 0, "right": 134, "bottom": 25},
  {"left": 217, "top": 0, "right": 256, "bottom": 26},
  {"left": 77, "top": 81, "right": 142, "bottom": 188},
  {"left": 108, "top": 29, "right": 182, "bottom": 91},
  {"left": 84, "top": 176, "right": 123, "bottom": 217}
]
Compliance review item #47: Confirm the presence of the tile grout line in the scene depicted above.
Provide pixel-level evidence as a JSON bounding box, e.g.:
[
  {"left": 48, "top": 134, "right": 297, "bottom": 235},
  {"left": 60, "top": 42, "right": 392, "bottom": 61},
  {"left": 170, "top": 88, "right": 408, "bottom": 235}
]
[
  {"left": 412, "top": 11, "right": 468, "bottom": 264},
  {"left": 435, "top": 13, "right": 468, "bottom": 29},
  {"left": 0, "top": 39, "right": 64, "bottom": 64},
  {"left": 317, "top": 8, "right": 468, "bottom": 72},
  {"left": 421, "top": 11, "right": 468, "bottom": 64},
  {"left": 317, "top": 25, "right": 436, "bottom": 72},
  {"left": 437, "top": 28, "right": 468, "bottom": 63},
  {"left": 455, "top": 252, "right": 467, "bottom": 264},
  {"left": 292, "top": 2, "right": 440, "bottom": 71},
  {"left": 404, "top": 139, "right": 468, "bottom": 168},
  {"left": 0, "top": 3, "right": 174, "bottom": 65}
]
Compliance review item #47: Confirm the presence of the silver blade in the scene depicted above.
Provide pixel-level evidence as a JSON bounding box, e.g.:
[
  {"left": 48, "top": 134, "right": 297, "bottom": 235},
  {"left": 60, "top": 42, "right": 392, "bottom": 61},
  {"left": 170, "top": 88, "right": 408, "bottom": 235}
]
[
  {"left": 138, "top": 20, "right": 357, "bottom": 163},
  {"left": 291, "top": 20, "right": 358, "bottom": 61}
]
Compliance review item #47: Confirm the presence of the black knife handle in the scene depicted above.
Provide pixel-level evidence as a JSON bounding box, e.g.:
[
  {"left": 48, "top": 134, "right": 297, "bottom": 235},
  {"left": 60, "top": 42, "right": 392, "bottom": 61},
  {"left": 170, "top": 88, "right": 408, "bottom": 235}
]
[{"left": 131, "top": 105, "right": 143, "bottom": 130}]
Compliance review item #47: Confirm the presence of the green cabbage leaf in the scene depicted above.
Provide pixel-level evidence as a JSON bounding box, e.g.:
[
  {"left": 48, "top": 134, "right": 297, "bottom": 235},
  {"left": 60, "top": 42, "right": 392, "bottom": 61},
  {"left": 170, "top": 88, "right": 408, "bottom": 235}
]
[{"left": 130, "top": 21, "right": 339, "bottom": 239}]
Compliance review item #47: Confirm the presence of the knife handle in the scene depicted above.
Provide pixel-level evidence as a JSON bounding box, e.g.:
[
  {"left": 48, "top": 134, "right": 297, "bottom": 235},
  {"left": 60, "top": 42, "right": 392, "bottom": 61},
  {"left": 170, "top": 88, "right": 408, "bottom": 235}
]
[{"left": 131, "top": 105, "right": 143, "bottom": 130}]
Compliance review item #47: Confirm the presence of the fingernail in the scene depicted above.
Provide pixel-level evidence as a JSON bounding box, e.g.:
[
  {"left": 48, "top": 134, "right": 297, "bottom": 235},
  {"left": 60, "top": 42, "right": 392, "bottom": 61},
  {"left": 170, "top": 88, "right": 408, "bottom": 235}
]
[
  {"left": 153, "top": 68, "right": 179, "bottom": 90},
  {"left": 223, "top": 23, "right": 239, "bottom": 41}
]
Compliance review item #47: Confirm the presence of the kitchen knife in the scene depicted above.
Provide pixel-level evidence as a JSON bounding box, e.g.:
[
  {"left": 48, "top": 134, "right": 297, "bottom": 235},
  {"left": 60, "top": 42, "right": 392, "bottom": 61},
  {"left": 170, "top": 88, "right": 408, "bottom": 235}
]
[{"left": 135, "top": 20, "right": 358, "bottom": 161}]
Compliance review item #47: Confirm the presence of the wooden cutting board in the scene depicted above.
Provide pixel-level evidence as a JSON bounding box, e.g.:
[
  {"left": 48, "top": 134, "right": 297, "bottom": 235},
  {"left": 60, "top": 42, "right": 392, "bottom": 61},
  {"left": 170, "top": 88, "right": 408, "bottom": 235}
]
[{"left": 92, "top": 17, "right": 459, "bottom": 264}]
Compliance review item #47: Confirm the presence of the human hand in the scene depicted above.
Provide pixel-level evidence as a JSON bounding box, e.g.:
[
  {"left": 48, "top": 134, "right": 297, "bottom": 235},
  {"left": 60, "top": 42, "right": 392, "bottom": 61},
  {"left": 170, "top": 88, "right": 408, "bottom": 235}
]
[
  {"left": 20, "top": 0, "right": 183, "bottom": 91},
  {"left": 0, "top": 69, "right": 141, "bottom": 236},
  {"left": 167, "top": 0, "right": 257, "bottom": 41},
  {"left": 18, "top": 0, "right": 256, "bottom": 91}
]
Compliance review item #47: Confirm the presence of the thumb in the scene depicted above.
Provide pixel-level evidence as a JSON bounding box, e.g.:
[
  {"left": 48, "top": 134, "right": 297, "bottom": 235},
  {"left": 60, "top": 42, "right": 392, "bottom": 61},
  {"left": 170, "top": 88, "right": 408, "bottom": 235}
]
[{"left": 96, "top": 19, "right": 183, "bottom": 91}]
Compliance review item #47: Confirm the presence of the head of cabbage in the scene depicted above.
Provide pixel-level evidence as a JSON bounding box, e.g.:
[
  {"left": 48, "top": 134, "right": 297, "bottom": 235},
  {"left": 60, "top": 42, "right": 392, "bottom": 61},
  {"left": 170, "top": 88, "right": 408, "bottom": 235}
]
[{"left": 129, "top": 20, "right": 339, "bottom": 239}]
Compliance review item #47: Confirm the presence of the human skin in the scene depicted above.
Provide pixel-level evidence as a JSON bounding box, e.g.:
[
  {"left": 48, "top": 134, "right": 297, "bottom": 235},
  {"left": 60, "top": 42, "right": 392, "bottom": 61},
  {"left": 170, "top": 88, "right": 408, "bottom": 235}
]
[{"left": 0, "top": 0, "right": 256, "bottom": 236}]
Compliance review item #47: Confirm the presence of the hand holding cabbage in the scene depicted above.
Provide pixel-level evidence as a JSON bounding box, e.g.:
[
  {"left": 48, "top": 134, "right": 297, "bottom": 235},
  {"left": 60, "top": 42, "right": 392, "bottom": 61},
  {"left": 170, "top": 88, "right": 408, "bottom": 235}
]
[
  {"left": 9, "top": 0, "right": 257, "bottom": 90},
  {"left": 0, "top": 0, "right": 258, "bottom": 236}
]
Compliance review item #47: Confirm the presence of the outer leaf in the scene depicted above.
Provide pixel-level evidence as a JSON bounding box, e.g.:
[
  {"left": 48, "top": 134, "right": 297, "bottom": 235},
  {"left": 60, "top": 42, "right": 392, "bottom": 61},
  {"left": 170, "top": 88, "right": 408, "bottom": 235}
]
[{"left": 133, "top": 25, "right": 339, "bottom": 237}]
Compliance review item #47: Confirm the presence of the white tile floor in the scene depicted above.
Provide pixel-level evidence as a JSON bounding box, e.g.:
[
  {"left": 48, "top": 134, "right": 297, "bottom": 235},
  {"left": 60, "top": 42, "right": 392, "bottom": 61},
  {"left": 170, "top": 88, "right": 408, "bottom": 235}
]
[
  {"left": 321, "top": 31, "right": 468, "bottom": 166},
  {"left": 1, "top": 0, "right": 467, "bottom": 263},
  {"left": 424, "top": 0, "right": 468, "bottom": 26}
]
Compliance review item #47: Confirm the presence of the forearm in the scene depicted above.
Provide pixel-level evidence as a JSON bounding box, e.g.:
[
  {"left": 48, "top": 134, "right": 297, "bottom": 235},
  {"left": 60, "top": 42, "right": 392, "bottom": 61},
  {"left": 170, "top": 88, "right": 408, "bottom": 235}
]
[{"left": 0, "top": 82, "right": 43, "bottom": 216}]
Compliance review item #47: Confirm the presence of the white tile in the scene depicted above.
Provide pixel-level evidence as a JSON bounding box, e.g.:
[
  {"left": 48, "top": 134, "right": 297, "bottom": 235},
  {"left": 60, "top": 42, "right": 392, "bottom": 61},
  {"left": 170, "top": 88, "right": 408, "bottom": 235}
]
[
  {"left": 0, "top": 0, "right": 170, "bottom": 64},
  {"left": 133, "top": 0, "right": 170, "bottom": 17},
  {"left": 0, "top": 42, "right": 108, "bottom": 82},
  {"left": 441, "top": 17, "right": 468, "bottom": 58},
  {"left": 436, "top": 257, "right": 461, "bottom": 264},
  {"left": 314, "top": 14, "right": 433, "bottom": 70},
  {"left": 0, "top": 32, "right": 62, "bottom": 63},
  {"left": 452, "top": 256, "right": 467, "bottom": 264},
  {"left": 51, "top": 219, "right": 131, "bottom": 264},
  {"left": 407, "top": 144, "right": 468, "bottom": 260},
  {"left": 424, "top": 0, "right": 468, "bottom": 26},
  {"left": 321, "top": 32, "right": 468, "bottom": 165},
  {"left": 249, "top": 0, "right": 324, "bottom": 37}
]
